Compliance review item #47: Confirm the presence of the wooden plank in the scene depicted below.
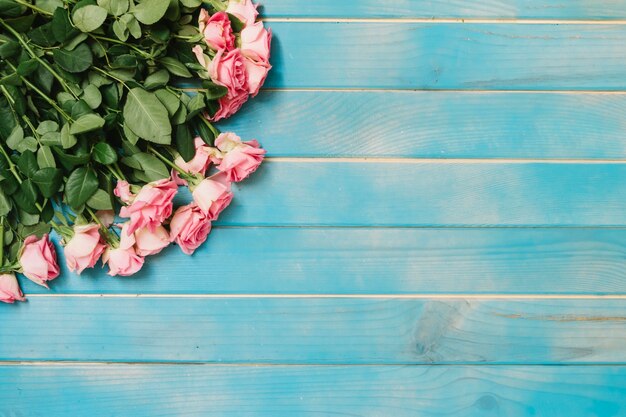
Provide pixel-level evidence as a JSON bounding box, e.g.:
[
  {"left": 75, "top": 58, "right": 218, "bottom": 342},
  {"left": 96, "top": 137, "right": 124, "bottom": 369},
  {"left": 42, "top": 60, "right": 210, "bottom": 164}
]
[
  {"left": 261, "top": 0, "right": 626, "bottom": 19},
  {"left": 1, "top": 365, "right": 625, "bottom": 416},
  {"left": 18, "top": 228, "right": 626, "bottom": 295},
  {"left": 264, "top": 22, "right": 626, "bottom": 90},
  {"left": 3, "top": 298, "right": 626, "bottom": 363},
  {"left": 208, "top": 161, "right": 626, "bottom": 227},
  {"left": 220, "top": 91, "right": 626, "bottom": 159}
]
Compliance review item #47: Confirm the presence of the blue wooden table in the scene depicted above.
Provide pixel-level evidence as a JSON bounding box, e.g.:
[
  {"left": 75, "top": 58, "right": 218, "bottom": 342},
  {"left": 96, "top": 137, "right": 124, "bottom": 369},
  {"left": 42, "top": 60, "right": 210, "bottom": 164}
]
[{"left": 3, "top": 1, "right": 626, "bottom": 415}]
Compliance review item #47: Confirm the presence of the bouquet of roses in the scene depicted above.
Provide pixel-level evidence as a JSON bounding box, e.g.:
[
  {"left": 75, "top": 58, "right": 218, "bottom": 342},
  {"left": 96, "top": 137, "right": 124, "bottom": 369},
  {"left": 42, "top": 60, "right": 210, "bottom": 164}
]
[{"left": 0, "top": 0, "right": 271, "bottom": 303}]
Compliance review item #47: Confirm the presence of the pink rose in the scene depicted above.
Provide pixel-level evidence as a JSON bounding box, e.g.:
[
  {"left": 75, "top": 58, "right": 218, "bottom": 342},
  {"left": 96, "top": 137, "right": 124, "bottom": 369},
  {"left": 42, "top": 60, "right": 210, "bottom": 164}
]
[
  {"left": 207, "top": 48, "right": 250, "bottom": 122},
  {"left": 244, "top": 58, "right": 271, "bottom": 97},
  {"left": 169, "top": 204, "right": 212, "bottom": 255},
  {"left": 241, "top": 22, "right": 271, "bottom": 63},
  {"left": 64, "top": 224, "right": 106, "bottom": 274},
  {"left": 0, "top": 273, "right": 25, "bottom": 304},
  {"left": 102, "top": 223, "right": 144, "bottom": 276},
  {"left": 114, "top": 180, "right": 135, "bottom": 204},
  {"left": 215, "top": 132, "right": 266, "bottom": 182},
  {"left": 135, "top": 225, "right": 170, "bottom": 257},
  {"left": 192, "top": 174, "right": 233, "bottom": 220},
  {"left": 19, "top": 234, "right": 60, "bottom": 288},
  {"left": 226, "top": 0, "right": 258, "bottom": 26},
  {"left": 119, "top": 179, "right": 178, "bottom": 235},
  {"left": 171, "top": 137, "right": 214, "bottom": 186},
  {"left": 199, "top": 10, "right": 235, "bottom": 51}
]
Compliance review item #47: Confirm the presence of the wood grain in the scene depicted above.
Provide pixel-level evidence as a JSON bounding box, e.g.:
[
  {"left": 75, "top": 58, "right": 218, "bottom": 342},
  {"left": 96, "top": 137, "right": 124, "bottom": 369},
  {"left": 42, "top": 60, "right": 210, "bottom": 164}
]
[
  {"left": 205, "top": 161, "right": 626, "bottom": 227},
  {"left": 3, "top": 298, "right": 626, "bottom": 363},
  {"left": 17, "top": 228, "right": 626, "bottom": 295},
  {"left": 261, "top": 0, "right": 626, "bottom": 19},
  {"left": 264, "top": 22, "right": 626, "bottom": 90},
  {"left": 1, "top": 364, "right": 626, "bottom": 416},
  {"left": 219, "top": 91, "right": 626, "bottom": 159}
]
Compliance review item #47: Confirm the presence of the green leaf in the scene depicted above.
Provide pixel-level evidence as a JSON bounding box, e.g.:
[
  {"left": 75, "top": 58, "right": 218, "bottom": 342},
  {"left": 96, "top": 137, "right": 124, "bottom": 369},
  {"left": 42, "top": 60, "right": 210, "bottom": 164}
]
[
  {"left": 97, "top": 0, "right": 128, "bottom": 15},
  {"left": 155, "top": 88, "right": 179, "bottom": 116},
  {"left": 28, "top": 22, "right": 56, "bottom": 47},
  {"left": 81, "top": 84, "right": 102, "bottom": 109},
  {"left": 17, "top": 209, "right": 39, "bottom": 226},
  {"left": 0, "top": 40, "right": 19, "bottom": 59},
  {"left": 72, "top": 5, "right": 108, "bottom": 32},
  {"left": 0, "top": 0, "right": 25, "bottom": 17},
  {"left": 37, "top": 146, "right": 56, "bottom": 169},
  {"left": 70, "top": 114, "right": 105, "bottom": 134},
  {"left": 0, "top": 188, "right": 12, "bottom": 216},
  {"left": 36, "top": 120, "right": 59, "bottom": 135},
  {"left": 52, "top": 7, "right": 78, "bottom": 43},
  {"left": 64, "top": 32, "right": 88, "bottom": 50},
  {"left": 179, "top": 0, "right": 200, "bottom": 7},
  {"left": 65, "top": 166, "right": 98, "bottom": 208},
  {"left": 5, "top": 125, "right": 23, "bottom": 150},
  {"left": 185, "top": 93, "right": 205, "bottom": 121},
  {"left": 60, "top": 123, "right": 77, "bottom": 148},
  {"left": 53, "top": 42, "right": 93, "bottom": 73},
  {"left": 159, "top": 56, "right": 192, "bottom": 78},
  {"left": 132, "top": 152, "right": 169, "bottom": 181},
  {"left": 16, "top": 59, "right": 38, "bottom": 76},
  {"left": 32, "top": 167, "right": 63, "bottom": 198},
  {"left": 203, "top": 81, "right": 228, "bottom": 100},
  {"left": 3, "top": 13, "right": 36, "bottom": 32},
  {"left": 86, "top": 188, "right": 113, "bottom": 210},
  {"left": 120, "top": 13, "right": 140, "bottom": 38},
  {"left": 132, "top": 0, "right": 169, "bottom": 25},
  {"left": 193, "top": 118, "right": 216, "bottom": 146},
  {"left": 175, "top": 124, "right": 194, "bottom": 162},
  {"left": 71, "top": 99, "right": 93, "bottom": 119},
  {"left": 13, "top": 179, "right": 39, "bottom": 214},
  {"left": 123, "top": 87, "right": 171, "bottom": 144},
  {"left": 35, "top": 0, "right": 64, "bottom": 14},
  {"left": 144, "top": 69, "right": 169, "bottom": 90},
  {"left": 227, "top": 13, "right": 245, "bottom": 33},
  {"left": 18, "top": 151, "right": 38, "bottom": 178},
  {"left": 93, "top": 142, "right": 117, "bottom": 165},
  {"left": 40, "top": 131, "right": 62, "bottom": 146},
  {"left": 112, "top": 19, "right": 129, "bottom": 41}
]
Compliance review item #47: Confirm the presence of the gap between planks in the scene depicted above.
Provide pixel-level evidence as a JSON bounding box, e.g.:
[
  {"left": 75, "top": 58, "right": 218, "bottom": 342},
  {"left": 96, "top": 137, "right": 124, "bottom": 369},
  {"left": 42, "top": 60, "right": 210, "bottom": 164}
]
[
  {"left": 185, "top": 87, "right": 626, "bottom": 94},
  {"left": 264, "top": 157, "right": 626, "bottom": 164},
  {"left": 23, "top": 294, "right": 626, "bottom": 299},
  {"left": 263, "top": 17, "right": 626, "bottom": 25}
]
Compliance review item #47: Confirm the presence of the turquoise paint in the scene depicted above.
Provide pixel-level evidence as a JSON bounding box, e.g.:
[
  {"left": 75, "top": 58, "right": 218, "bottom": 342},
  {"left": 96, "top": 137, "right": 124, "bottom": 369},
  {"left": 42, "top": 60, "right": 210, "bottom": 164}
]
[
  {"left": 1, "top": 365, "right": 625, "bottom": 416},
  {"left": 262, "top": 0, "right": 626, "bottom": 19},
  {"left": 220, "top": 91, "right": 626, "bottom": 159},
  {"left": 265, "top": 23, "right": 626, "bottom": 90},
  {"left": 3, "top": 298, "right": 626, "bottom": 363},
  {"left": 16, "top": 227, "right": 626, "bottom": 295},
  {"left": 213, "top": 161, "right": 626, "bottom": 227}
]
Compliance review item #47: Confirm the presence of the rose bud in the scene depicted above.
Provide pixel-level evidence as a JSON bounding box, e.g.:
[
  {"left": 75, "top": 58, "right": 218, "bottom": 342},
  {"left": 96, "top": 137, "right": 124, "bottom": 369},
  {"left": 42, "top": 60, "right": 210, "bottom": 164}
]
[
  {"left": 169, "top": 204, "right": 212, "bottom": 255},
  {"left": 191, "top": 175, "right": 234, "bottom": 220},
  {"left": 226, "top": 0, "right": 259, "bottom": 26},
  {"left": 0, "top": 273, "right": 26, "bottom": 304},
  {"left": 134, "top": 225, "right": 170, "bottom": 257},
  {"left": 102, "top": 223, "right": 144, "bottom": 277},
  {"left": 64, "top": 224, "right": 106, "bottom": 274},
  {"left": 214, "top": 132, "right": 266, "bottom": 182},
  {"left": 19, "top": 234, "right": 60, "bottom": 288},
  {"left": 119, "top": 179, "right": 178, "bottom": 235},
  {"left": 199, "top": 10, "right": 235, "bottom": 51},
  {"left": 114, "top": 180, "right": 135, "bottom": 204}
]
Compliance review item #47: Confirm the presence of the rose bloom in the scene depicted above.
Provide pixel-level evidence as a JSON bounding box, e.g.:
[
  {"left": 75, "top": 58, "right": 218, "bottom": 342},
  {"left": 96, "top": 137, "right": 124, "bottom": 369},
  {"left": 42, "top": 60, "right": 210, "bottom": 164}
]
[
  {"left": 241, "top": 22, "right": 271, "bottom": 63},
  {"left": 244, "top": 58, "right": 271, "bottom": 97},
  {"left": 199, "top": 9, "right": 235, "bottom": 51},
  {"left": 226, "top": 0, "right": 258, "bottom": 26},
  {"left": 119, "top": 179, "right": 178, "bottom": 235},
  {"left": 19, "top": 234, "right": 60, "bottom": 288},
  {"left": 171, "top": 137, "right": 214, "bottom": 186},
  {"left": 64, "top": 224, "right": 106, "bottom": 274},
  {"left": 170, "top": 204, "right": 212, "bottom": 255},
  {"left": 102, "top": 223, "right": 145, "bottom": 277},
  {"left": 193, "top": 46, "right": 250, "bottom": 122},
  {"left": 0, "top": 273, "right": 25, "bottom": 304},
  {"left": 215, "top": 132, "right": 266, "bottom": 182},
  {"left": 192, "top": 175, "right": 234, "bottom": 220},
  {"left": 134, "top": 225, "right": 170, "bottom": 257},
  {"left": 114, "top": 180, "right": 134, "bottom": 204}
]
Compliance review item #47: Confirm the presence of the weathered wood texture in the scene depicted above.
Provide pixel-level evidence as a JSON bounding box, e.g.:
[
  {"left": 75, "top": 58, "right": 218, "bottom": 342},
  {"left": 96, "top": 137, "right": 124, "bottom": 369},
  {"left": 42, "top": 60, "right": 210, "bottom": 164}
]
[
  {"left": 2, "top": 365, "right": 625, "bottom": 416},
  {"left": 261, "top": 0, "right": 626, "bottom": 19},
  {"left": 265, "top": 23, "right": 626, "bottom": 90},
  {"left": 209, "top": 161, "right": 626, "bottom": 227},
  {"left": 220, "top": 91, "right": 626, "bottom": 159},
  {"left": 3, "top": 298, "right": 626, "bottom": 364},
  {"left": 18, "top": 228, "right": 626, "bottom": 295}
]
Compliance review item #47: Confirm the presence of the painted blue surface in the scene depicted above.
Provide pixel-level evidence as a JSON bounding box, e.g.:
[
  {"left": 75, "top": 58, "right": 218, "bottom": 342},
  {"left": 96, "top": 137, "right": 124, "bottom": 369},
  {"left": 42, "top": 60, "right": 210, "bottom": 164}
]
[{"left": 4, "top": 2, "right": 626, "bottom": 416}]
